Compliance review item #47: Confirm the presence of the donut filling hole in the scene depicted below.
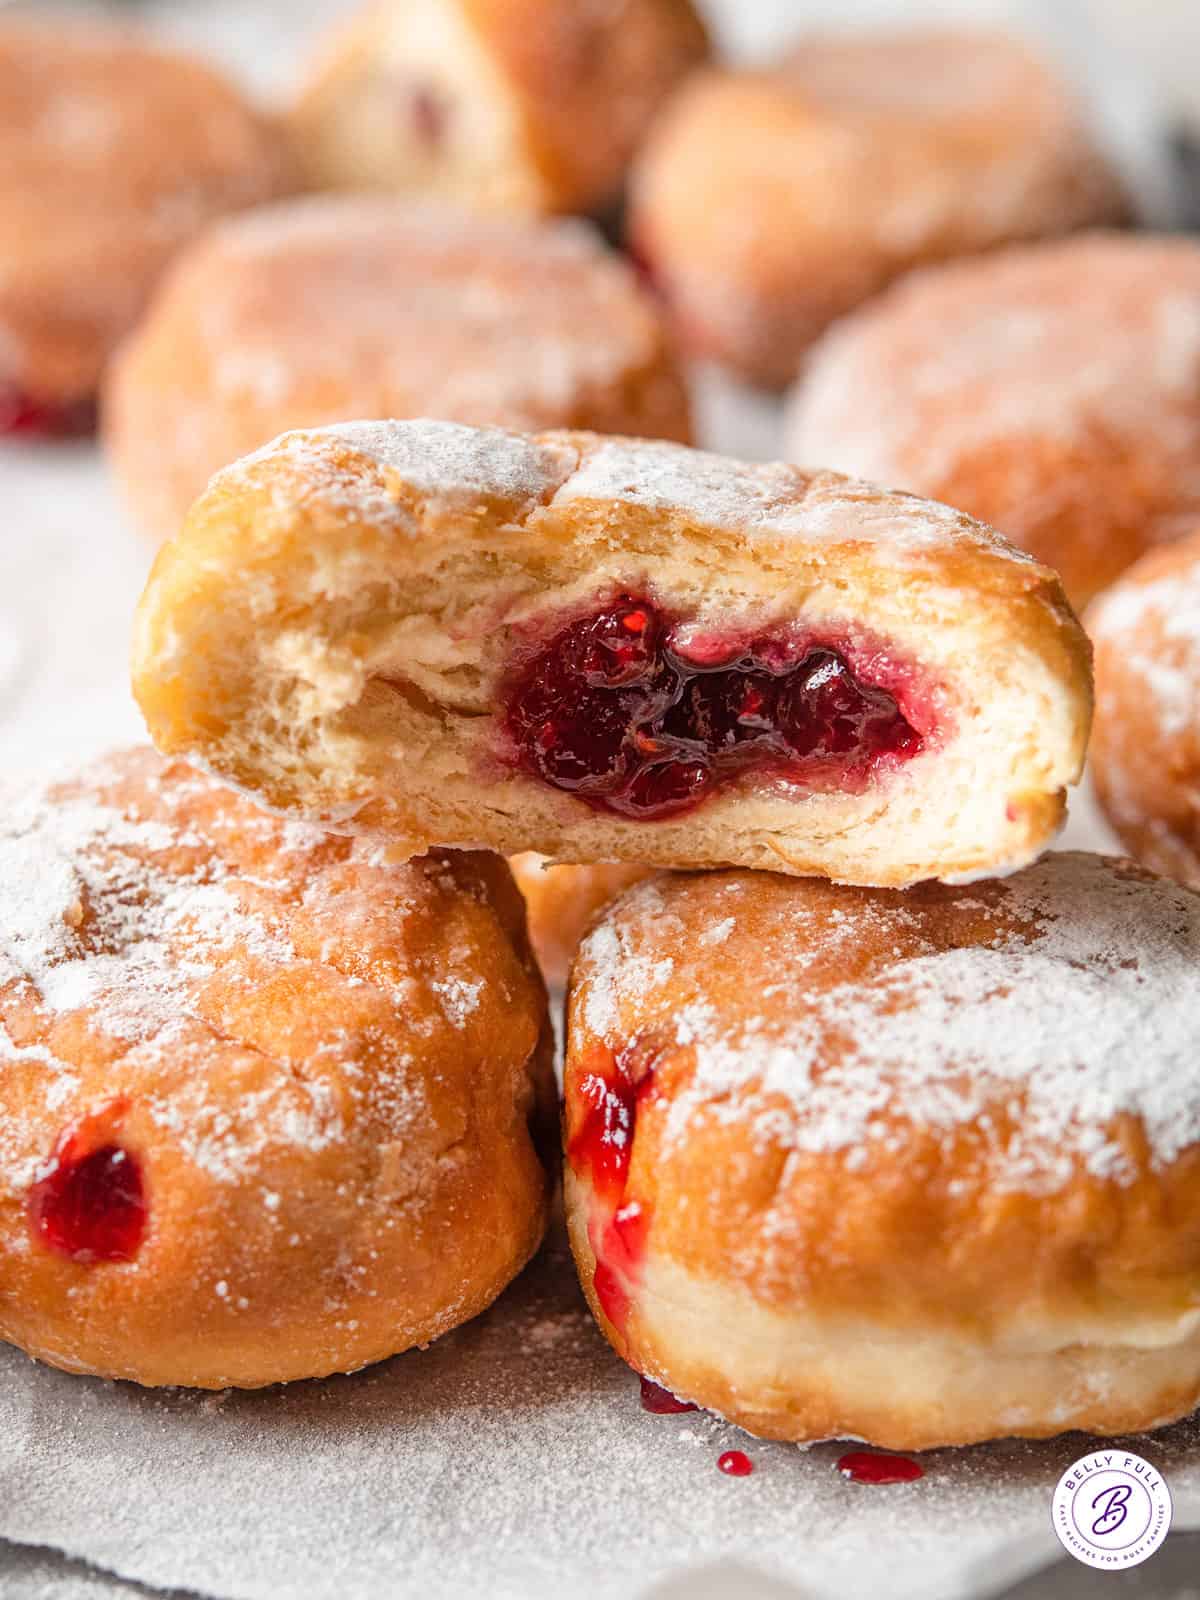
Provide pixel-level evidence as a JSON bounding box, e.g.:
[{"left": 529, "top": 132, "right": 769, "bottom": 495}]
[
  {"left": 28, "top": 1118, "right": 146, "bottom": 1263},
  {"left": 0, "top": 385, "right": 97, "bottom": 440},
  {"left": 504, "top": 597, "right": 926, "bottom": 820},
  {"left": 567, "top": 1036, "right": 660, "bottom": 1337}
]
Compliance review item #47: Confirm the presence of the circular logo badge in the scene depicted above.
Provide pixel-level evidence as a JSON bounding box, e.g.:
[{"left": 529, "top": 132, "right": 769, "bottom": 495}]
[{"left": 1052, "top": 1451, "right": 1172, "bottom": 1570}]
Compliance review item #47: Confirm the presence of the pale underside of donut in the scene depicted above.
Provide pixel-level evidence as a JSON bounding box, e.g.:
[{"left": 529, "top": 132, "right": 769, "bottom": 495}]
[{"left": 132, "top": 421, "right": 1093, "bottom": 889}]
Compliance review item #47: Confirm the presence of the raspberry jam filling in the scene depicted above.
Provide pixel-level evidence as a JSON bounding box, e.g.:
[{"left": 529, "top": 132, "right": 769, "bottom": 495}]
[
  {"left": 640, "top": 1376, "right": 697, "bottom": 1415},
  {"left": 504, "top": 596, "right": 925, "bottom": 820},
  {"left": 718, "top": 1450, "right": 755, "bottom": 1477},
  {"left": 0, "top": 386, "right": 97, "bottom": 440},
  {"left": 28, "top": 1107, "right": 146, "bottom": 1263},
  {"left": 567, "top": 1035, "right": 661, "bottom": 1337}
]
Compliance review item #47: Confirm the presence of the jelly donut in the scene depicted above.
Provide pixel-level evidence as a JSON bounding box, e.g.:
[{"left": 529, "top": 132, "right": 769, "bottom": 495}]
[
  {"left": 0, "top": 19, "right": 288, "bottom": 438},
  {"left": 132, "top": 421, "right": 1092, "bottom": 889},
  {"left": 0, "top": 747, "right": 555, "bottom": 1388},
  {"left": 629, "top": 30, "right": 1128, "bottom": 387},
  {"left": 787, "top": 234, "right": 1200, "bottom": 609},
  {"left": 105, "top": 198, "right": 691, "bottom": 544},
  {"left": 1089, "top": 531, "right": 1200, "bottom": 887},
  {"left": 564, "top": 856, "right": 1200, "bottom": 1448},
  {"left": 508, "top": 856, "right": 655, "bottom": 988},
  {"left": 289, "top": 0, "right": 709, "bottom": 216}
]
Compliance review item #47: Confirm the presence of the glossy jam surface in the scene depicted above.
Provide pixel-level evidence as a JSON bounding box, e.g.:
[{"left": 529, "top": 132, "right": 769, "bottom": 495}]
[
  {"left": 718, "top": 1450, "right": 754, "bottom": 1477},
  {"left": 837, "top": 1450, "right": 925, "bottom": 1485},
  {"left": 640, "top": 1376, "right": 697, "bottom": 1415},
  {"left": 28, "top": 1114, "right": 146, "bottom": 1263},
  {"left": 505, "top": 597, "right": 923, "bottom": 820},
  {"left": 568, "top": 1038, "right": 662, "bottom": 1338},
  {"left": 0, "top": 387, "right": 97, "bottom": 440}
]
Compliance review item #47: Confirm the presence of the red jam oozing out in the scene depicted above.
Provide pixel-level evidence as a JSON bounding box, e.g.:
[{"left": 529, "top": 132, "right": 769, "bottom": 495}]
[
  {"left": 837, "top": 1450, "right": 925, "bottom": 1485},
  {"left": 505, "top": 597, "right": 924, "bottom": 821},
  {"left": 0, "top": 387, "right": 97, "bottom": 440},
  {"left": 640, "top": 1376, "right": 698, "bottom": 1415},
  {"left": 718, "top": 1451, "right": 755, "bottom": 1477},
  {"left": 567, "top": 1038, "right": 662, "bottom": 1338},
  {"left": 28, "top": 1106, "right": 146, "bottom": 1263}
]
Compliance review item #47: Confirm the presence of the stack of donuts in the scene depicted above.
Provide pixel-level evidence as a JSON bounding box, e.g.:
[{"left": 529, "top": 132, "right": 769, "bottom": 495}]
[{"left": 3, "top": 0, "right": 1200, "bottom": 1464}]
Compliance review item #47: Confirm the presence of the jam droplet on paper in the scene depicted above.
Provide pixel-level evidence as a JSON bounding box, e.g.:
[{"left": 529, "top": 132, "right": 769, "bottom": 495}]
[
  {"left": 640, "top": 1376, "right": 697, "bottom": 1414},
  {"left": 717, "top": 1450, "right": 755, "bottom": 1477},
  {"left": 837, "top": 1450, "right": 924, "bottom": 1485}
]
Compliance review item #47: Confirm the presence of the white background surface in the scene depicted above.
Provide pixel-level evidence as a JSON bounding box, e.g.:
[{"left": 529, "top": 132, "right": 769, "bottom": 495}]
[{"left": 0, "top": 2, "right": 1189, "bottom": 1598}]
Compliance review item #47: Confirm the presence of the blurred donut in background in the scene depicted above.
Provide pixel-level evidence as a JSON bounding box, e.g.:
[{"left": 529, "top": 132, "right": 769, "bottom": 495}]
[
  {"left": 508, "top": 855, "right": 656, "bottom": 988},
  {"left": 787, "top": 233, "right": 1200, "bottom": 609},
  {"left": 105, "top": 197, "right": 692, "bottom": 544},
  {"left": 0, "top": 18, "right": 289, "bottom": 440},
  {"left": 288, "top": 0, "right": 710, "bottom": 217},
  {"left": 1089, "top": 530, "right": 1200, "bottom": 888},
  {"left": 630, "top": 29, "right": 1128, "bottom": 388}
]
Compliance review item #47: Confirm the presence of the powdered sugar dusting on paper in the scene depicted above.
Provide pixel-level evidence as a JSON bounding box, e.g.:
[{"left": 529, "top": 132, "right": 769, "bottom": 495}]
[{"left": 575, "top": 855, "right": 1200, "bottom": 1192}]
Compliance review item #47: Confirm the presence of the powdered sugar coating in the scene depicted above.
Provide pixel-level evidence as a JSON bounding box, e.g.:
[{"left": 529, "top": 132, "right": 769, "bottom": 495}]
[
  {"left": 788, "top": 235, "right": 1200, "bottom": 502},
  {"left": 573, "top": 855, "right": 1200, "bottom": 1193},
  {"left": 0, "top": 747, "right": 526, "bottom": 1193},
  {"left": 273, "top": 420, "right": 1027, "bottom": 565}
]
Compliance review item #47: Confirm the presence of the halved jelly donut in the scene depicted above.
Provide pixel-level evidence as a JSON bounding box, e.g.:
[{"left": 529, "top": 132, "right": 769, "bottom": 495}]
[
  {"left": 132, "top": 421, "right": 1091, "bottom": 888},
  {"left": 0, "top": 746, "right": 554, "bottom": 1388}
]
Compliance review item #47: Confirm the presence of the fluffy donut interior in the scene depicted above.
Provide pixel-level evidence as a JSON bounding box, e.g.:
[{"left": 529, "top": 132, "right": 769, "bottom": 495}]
[{"left": 134, "top": 427, "right": 1090, "bottom": 886}]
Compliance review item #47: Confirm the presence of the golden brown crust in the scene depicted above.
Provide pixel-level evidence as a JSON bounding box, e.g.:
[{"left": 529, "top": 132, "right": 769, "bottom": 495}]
[
  {"left": 563, "top": 856, "right": 1200, "bottom": 1445},
  {"left": 0, "top": 20, "right": 289, "bottom": 408},
  {"left": 508, "top": 855, "right": 656, "bottom": 986},
  {"left": 1089, "top": 531, "right": 1200, "bottom": 886},
  {"left": 130, "top": 421, "right": 1092, "bottom": 889},
  {"left": 104, "top": 199, "right": 691, "bottom": 544},
  {"left": 788, "top": 234, "right": 1200, "bottom": 609},
  {"left": 630, "top": 31, "right": 1128, "bottom": 386},
  {"left": 0, "top": 747, "right": 555, "bottom": 1388},
  {"left": 289, "top": 0, "right": 708, "bottom": 216}
]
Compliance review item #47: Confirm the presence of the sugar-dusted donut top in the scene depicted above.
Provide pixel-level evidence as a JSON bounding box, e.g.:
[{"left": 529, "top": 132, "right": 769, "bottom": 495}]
[
  {"left": 790, "top": 235, "right": 1200, "bottom": 487},
  {"left": 571, "top": 853, "right": 1200, "bottom": 1194},
  {"left": 142, "top": 199, "right": 673, "bottom": 422},
  {"left": 238, "top": 418, "right": 1036, "bottom": 570},
  {"left": 0, "top": 747, "right": 531, "bottom": 1193}
]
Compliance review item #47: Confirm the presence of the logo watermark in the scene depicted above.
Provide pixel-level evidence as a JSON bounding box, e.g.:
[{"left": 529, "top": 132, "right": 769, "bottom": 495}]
[{"left": 1051, "top": 1450, "right": 1172, "bottom": 1570}]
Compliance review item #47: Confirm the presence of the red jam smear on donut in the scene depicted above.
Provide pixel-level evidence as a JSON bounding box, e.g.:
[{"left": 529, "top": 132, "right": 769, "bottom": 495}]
[
  {"left": 504, "top": 596, "right": 927, "bottom": 821},
  {"left": 28, "top": 1104, "right": 146, "bottom": 1263},
  {"left": 837, "top": 1450, "right": 924, "bottom": 1485},
  {"left": 0, "top": 387, "right": 97, "bottom": 440},
  {"left": 567, "top": 1035, "right": 662, "bottom": 1338},
  {"left": 640, "top": 1376, "right": 697, "bottom": 1414}
]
